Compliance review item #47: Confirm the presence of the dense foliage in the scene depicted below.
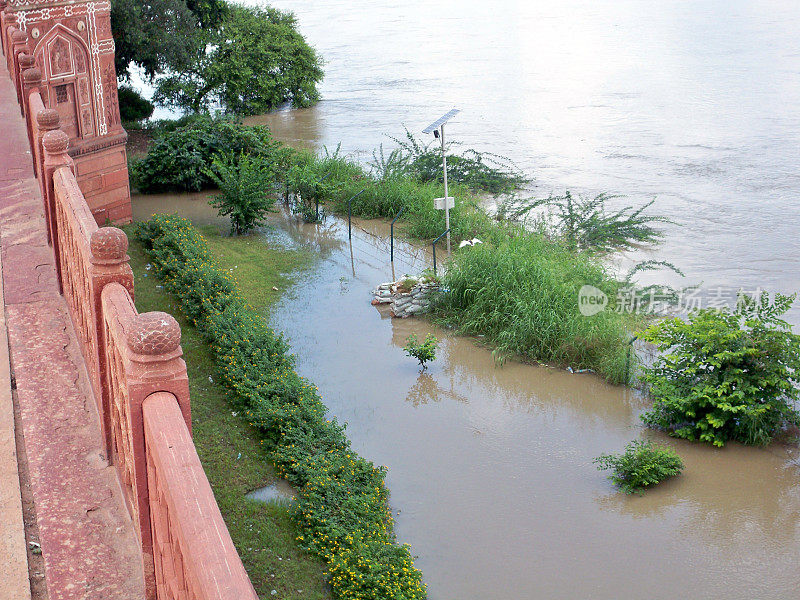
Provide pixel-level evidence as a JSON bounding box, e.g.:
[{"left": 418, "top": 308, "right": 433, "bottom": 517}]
[
  {"left": 641, "top": 292, "right": 800, "bottom": 447},
  {"left": 154, "top": 5, "right": 323, "bottom": 114},
  {"left": 206, "top": 153, "right": 278, "bottom": 234},
  {"left": 403, "top": 334, "right": 439, "bottom": 369},
  {"left": 594, "top": 439, "right": 684, "bottom": 494},
  {"left": 111, "top": 0, "right": 226, "bottom": 79},
  {"left": 136, "top": 215, "right": 426, "bottom": 600},
  {"left": 129, "top": 116, "right": 281, "bottom": 193},
  {"left": 118, "top": 85, "right": 154, "bottom": 123}
]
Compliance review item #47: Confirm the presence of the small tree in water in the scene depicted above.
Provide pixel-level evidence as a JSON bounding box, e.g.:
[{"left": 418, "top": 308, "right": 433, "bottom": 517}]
[
  {"left": 404, "top": 333, "right": 439, "bottom": 370},
  {"left": 206, "top": 152, "right": 277, "bottom": 235}
]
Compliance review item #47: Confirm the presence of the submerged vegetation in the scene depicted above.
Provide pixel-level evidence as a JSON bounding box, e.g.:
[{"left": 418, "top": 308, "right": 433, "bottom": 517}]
[
  {"left": 136, "top": 215, "right": 427, "bottom": 600},
  {"left": 594, "top": 439, "right": 684, "bottom": 495},
  {"left": 131, "top": 117, "right": 670, "bottom": 382},
  {"left": 641, "top": 292, "right": 800, "bottom": 447}
]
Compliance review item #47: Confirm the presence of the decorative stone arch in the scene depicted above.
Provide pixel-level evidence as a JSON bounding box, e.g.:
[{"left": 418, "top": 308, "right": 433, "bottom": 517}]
[{"left": 33, "top": 23, "right": 95, "bottom": 140}]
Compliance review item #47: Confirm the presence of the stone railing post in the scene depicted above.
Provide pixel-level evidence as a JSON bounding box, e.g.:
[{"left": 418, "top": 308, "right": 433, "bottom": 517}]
[
  {"left": 123, "top": 310, "right": 190, "bottom": 600},
  {"left": 89, "top": 227, "right": 134, "bottom": 459},
  {"left": 21, "top": 65, "right": 41, "bottom": 152},
  {"left": 9, "top": 29, "right": 27, "bottom": 100},
  {"left": 42, "top": 129, "right": 74, "bottom": 293},
  {"left": 16, "top": 52, "right": 33, "bottom": 114},
  {"left": 35, "top": 109, "right": 59, "bottom": 238}
]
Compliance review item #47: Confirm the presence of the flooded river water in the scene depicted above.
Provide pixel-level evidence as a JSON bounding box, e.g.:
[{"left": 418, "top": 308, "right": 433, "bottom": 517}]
[
  {"left": 244, "top": 0, "right": 800, "bottom": 326},
  {"left": 133, "top": 193, "right": 800, "bottom": 599},
  {"left": 133, "top": 0, "right": 800, "bottom": 595}
]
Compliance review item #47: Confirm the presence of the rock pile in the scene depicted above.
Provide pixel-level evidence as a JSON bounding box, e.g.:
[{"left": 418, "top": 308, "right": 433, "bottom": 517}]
[{"left": 371, "top": 276, "right": 440, "bottom": 318}]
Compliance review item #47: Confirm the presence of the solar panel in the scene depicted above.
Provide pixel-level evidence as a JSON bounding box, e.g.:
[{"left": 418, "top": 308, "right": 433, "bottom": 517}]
[{"left": 422, "top": 109, "right": 460, "bottom": 134}]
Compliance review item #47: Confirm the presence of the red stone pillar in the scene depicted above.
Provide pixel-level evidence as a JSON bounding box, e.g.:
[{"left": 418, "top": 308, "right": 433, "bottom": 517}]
[
  {"left": 20, "top": 63, "right": 40, "bottom": 152},
  {"left": 88, "top": 227, "right": 134, "bottom": 460},
  {"left": 41, "top": 128, "right": 74, "bottom": 292},
  {"left": 14, "top": 50, "right": 32, "bottom": 111},
  {"left": 114, "top": 305, "right": 190, "bottom": 600},
  {"left": 35, "top": 108, "right": 59, "bottom": 242},
  {"left": 9, "top": 28, "right": 26, "bottom": 90},
  {"left": 0, "top": 0, "right": 8, "bottom": 58}
]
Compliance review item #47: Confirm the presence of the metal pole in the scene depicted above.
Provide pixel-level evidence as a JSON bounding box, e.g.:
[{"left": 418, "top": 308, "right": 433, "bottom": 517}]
[
  {"left": 315, "top": 199, "right": 319, "bottom": 222},
  {"left": 441, "top": 124, "right": 450, "bottom": 254},
  {"left": 390, "top": 207, "right": 405, "bottom": 262},
  {"left": 432, "top": 228, "right": 450, "bottom": 275},
  {"left": 344, "top": 189, "right": 367, "bottom": 241}
]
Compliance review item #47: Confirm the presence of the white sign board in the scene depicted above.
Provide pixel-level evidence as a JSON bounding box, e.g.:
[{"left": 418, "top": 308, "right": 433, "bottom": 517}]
[{"left": 434, "top": 196, "right": 455, "bottom": 210}]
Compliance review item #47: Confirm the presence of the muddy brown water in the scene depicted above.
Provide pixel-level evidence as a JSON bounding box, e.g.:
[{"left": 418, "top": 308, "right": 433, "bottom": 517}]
[{"left": 133, "top": 193, "right": 800, "bottom": 599}]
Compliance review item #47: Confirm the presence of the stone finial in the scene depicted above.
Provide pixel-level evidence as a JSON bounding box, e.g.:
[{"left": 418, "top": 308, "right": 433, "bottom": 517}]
[
  {"left": 37, "top": 108, "right": 60, "bottom": 131},
  {"left": 23, "top": 67, "right": 41, "bottom": 86},
  {"left": 127, "top": 312, "right": 181, "bottom": 356},
  {"left": 11, "top": 29, "right": 27, "bottom": 43},
  {"left": 90, "top": 227, "right": 129, "bottom": 264},
  {"left": 42, "top": 129, "right": 69, "bottom": 155},
  {"left": 18, "top": 53, "right": 34, "bottom": 69}
]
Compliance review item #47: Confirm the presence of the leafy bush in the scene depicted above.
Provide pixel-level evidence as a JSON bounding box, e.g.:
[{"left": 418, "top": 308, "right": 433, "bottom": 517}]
[
  {"left": 132, "top": 116, "right": 280, "bottom": 193},
  {"left": 385, "top": 128, "right": 527, "bottom": 194},
  {"left": 403, "top": 334, "right": 439, "bottom": 369},
  {"left": 136, "top": 215, "right": 426, "bottom": 600},
  {"left": 430, "top": 234, "right": 637, "bottom": 382},
  {"left": 594, "top": 439, "right": 684, "bottom": 494},
  {"left": 641, "top": 292, "right": 800, "bottom": 447},
  {"left": 118, "top": 85, "right": 154, "bottom": 123},
  {"left": 206, "top": 153, "right": 278, "bottom": 234},
  {"left": 500, "top": 192, "right": 671, "bottom": 253}
]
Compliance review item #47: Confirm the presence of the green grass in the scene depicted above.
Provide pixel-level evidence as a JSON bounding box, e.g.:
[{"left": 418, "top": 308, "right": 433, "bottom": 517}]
[
  {"left": 125, "top": 225, "right": 330, "bottom": 600},
  {"left": 430, "top": 233, "right": 642, "bottom": 383}
]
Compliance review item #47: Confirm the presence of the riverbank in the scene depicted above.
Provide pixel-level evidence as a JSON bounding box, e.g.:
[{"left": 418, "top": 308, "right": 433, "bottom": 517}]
[{"left": 125, "top": 225, "right": 331, "bottom": 599}]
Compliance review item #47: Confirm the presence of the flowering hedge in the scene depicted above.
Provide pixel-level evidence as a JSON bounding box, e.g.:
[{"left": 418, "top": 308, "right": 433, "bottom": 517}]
[{"left": 136, "top": 215, "right": 426, "bottom": 600}]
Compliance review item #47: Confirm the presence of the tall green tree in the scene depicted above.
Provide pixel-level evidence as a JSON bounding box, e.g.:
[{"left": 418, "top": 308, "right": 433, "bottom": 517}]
[
  {"left": 111, "top": 0, "right": 226, "bottom": 79},
  {"left": 153, "top": 5, "right": 323, "bottom": 114}
]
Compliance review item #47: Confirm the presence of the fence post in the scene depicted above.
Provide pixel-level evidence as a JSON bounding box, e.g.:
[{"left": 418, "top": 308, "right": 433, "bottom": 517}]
[
  {"left": 390, "top": 207, "right": 404, "bottom": 263},
  {"left": 432, "top": 228, "right": 450, "bottom": 275},
  {"left": 42, "top": 129, "right": 74, "bottom": 293},
  {"left": 90, "top": 228, "right": 134, "bottom": 459}
]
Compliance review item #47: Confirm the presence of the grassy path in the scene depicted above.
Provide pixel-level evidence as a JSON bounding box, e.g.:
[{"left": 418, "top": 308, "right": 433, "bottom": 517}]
[{"left": 126, "top": 226, "right": 330, "bottom": 600}]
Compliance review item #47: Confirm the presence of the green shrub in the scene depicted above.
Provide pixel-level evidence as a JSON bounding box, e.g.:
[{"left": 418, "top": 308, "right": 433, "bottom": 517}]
[
  {"left": 118, "top": 85, "right": 154, "bottom": 123},
  {"left": 206, "top": 152, "right": 278, "bottom": 234},
  {"left": 640, "top": 292, "right": 800, "bottom": 447},
  {"left": 403, "top": 334, "right": 438, "bottom": 369},
  {"left": 500, "top": 192, "right": 670, "bottom": 253},
  {"left": 594, "top": 439, "right": 684, "bottom": 494},
  {"left": 136, "top": 215, "right": 426, "bottom": 600},
  {"left": 133, "top": 116, "right": 281, "bottom": 193},
  {"left": 385, "top": 128, "right": 527, "bottom": 194},
  {"left": 430, "top": 233, "right": 637, "bottom": 382}
]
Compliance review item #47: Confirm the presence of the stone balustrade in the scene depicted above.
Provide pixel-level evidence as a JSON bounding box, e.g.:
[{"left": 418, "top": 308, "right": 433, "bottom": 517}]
[{"left": 1, "top": 24, "right": 258, "bottom": 600}]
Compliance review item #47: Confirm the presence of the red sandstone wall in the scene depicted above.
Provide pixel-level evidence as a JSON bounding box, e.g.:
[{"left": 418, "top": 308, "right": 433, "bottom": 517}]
[{"left": 144, "top": 392, "right": 259, "bottom": 600}]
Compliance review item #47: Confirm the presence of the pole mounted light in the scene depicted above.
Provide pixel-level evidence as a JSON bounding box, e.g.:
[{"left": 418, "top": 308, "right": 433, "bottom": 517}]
[{"left": 423, "top": 108, "right": 460, "bottom": 254}]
